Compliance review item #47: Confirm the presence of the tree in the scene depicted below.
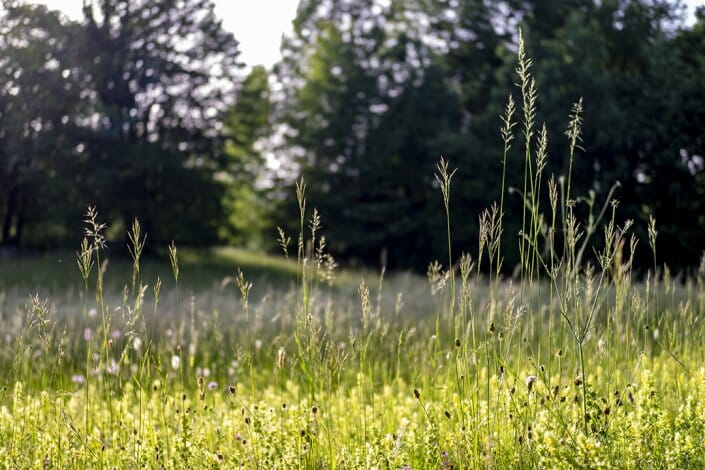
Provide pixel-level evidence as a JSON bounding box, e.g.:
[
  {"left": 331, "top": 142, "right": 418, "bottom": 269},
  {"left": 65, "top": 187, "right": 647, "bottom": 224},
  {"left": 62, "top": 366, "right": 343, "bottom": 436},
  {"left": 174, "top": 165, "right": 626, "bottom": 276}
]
[
  {"left": 629, "top": 7, "right": 705, "bottom": 268},
  {"left": 76, "top": 0, "right": 241, "bottom": 245},
  {"left": 510, "top": 0, "right": 698, "bottom": 269},
  {"left": 276, "top": 0, "right": 466, "bottom": 268},
  {"left": 275, "top": 0, "right": 703, "bottom": 273},
  {"left": 0, "top": 2, "right": 85, "bottom": 246},
  {"left": 221, "top": 65, "right": 273, "bottom": 247}
]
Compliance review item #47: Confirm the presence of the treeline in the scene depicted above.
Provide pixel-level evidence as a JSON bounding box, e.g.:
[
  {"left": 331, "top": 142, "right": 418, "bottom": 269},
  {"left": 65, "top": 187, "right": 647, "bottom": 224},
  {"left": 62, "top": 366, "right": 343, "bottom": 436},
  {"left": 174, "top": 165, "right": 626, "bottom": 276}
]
[
  {"left": 277, "top": 0, "right": 705, "bottom": 271},
  {"left": 0, "top": 0, "right": 247, "bottom": 248},
  {"left": 1, "top": 0, "right": 704, "bottom": 272}
]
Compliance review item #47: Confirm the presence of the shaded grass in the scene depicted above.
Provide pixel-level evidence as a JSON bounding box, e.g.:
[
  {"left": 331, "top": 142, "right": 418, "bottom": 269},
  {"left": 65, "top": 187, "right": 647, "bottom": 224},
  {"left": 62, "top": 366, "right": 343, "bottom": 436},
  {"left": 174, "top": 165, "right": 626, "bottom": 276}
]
[{"left": 0, "top": 247, "right": 300, "bottom": 293}]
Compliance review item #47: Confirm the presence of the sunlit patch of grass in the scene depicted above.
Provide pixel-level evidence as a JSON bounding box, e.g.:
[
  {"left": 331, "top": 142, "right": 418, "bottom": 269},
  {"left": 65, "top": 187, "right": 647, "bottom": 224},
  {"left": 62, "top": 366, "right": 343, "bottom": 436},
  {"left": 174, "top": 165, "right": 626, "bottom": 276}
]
[
  {"left": 0, "top": 246, "right": 300, "bottom": 295},
  {"left": 183, "top": 247, "right": 301, "bottom": 284},
  {"left": 2, "top": 29, "right": 705, "bottom": 469}
]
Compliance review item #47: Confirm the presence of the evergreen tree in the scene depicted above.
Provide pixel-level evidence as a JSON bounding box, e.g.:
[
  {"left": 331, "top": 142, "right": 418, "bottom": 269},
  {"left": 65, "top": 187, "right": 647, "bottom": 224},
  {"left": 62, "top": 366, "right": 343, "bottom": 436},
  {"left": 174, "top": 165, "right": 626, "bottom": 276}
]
[{"left": 221, "top": 65, "right": 273, "bottom": 247}]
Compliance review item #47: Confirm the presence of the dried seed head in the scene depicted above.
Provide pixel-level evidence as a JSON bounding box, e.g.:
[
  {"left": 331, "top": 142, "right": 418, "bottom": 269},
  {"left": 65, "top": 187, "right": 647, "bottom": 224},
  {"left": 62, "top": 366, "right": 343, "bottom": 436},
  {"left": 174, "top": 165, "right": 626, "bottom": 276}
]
[
  {"left": 525, "top": 375, "right": 537, "bottom": 392},
  {"left": 277, "top": 347, "right": 287, "bottom": 369},
  {"left": 413, "top": 389, "right": 421, "bottom": 399}
]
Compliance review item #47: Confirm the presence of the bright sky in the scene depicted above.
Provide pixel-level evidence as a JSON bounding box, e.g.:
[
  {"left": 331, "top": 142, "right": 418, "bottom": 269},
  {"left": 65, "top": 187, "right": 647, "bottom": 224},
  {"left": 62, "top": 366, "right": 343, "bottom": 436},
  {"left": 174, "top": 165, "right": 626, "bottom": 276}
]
[
  {"left": 32, "top": 0, "right": 705, "bottom": 70},
  {"left": 36, "top": 0, "right": 300, "bottom": 69}
]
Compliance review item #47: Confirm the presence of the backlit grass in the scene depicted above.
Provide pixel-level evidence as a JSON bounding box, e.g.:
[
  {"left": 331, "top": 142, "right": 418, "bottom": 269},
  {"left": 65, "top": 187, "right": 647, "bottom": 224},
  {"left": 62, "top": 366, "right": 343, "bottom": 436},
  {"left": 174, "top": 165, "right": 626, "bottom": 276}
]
[
  {"left": 2, "top": 31, "right": 704, "bottom": 468},
  {"left": 2, "top": 252, "right": 705, "bottom": 468}
]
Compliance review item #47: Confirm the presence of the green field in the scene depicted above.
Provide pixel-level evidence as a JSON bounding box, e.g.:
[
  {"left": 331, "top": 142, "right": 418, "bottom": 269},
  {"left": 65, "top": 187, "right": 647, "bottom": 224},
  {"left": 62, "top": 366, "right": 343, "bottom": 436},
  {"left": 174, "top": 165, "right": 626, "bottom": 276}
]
[
  {"left": 2, "top": 210, "right": 705, "bottom": 468},
  {"left": 2, "top": 34, "right": 705, "bottom": 469}
]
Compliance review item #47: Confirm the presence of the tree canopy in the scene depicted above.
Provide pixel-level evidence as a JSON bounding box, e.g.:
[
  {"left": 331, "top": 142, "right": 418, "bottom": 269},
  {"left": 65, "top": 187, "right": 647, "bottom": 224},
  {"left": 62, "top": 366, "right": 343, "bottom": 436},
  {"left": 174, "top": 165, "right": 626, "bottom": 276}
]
[
  {"left": 0, "top": 0, "right": 703, "bottom": 273},
  {"left": 0, "top": 0, "right": 241, "bottom": 248},
  {"left": 275, "top": 0, "right": 705, "bottom": 271}
]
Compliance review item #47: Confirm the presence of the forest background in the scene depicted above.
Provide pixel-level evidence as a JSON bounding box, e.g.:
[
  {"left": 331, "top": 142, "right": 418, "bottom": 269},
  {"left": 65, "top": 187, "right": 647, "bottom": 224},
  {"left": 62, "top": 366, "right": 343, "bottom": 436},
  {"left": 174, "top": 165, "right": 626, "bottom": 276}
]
[{"left": 1, "top": 0, "right": 704, "bottom": 273}]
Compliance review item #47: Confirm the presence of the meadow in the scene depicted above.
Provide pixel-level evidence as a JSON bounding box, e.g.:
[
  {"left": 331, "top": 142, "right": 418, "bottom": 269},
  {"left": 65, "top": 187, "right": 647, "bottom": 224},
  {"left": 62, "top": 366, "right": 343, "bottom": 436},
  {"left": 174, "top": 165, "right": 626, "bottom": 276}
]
[{"left": 2, "top": 34, "right": 705, "bottom": 469}]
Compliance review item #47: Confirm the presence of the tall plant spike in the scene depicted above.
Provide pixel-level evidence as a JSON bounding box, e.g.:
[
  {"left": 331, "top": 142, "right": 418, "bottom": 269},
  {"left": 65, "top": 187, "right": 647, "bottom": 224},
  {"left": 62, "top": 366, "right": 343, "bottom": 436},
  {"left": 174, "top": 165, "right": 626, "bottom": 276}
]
[
  {"left": 565, "top": 97, "right": 584, "bottom": 205},
  {"left": 127, "top": 219, "right": 146, "bottom": 292},
  {"left": 516, "top": 29, "right": 538, "bottom": 284},
  {"left": 498, "top": 94, "right": 517, "bottom": 277},
  {"left": 435, "top": 156, "right": 458, "bottom": 319}
]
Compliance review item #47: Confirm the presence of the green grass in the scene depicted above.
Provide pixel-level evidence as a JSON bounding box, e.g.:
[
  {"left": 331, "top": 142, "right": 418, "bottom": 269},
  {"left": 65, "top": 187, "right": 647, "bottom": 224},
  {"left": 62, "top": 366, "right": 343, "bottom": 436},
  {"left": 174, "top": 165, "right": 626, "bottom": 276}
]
[
  {"left": 2, "top": 31, "right": 705, "bottom": 468},
  {"left": 0, "top": 247, "right": 299, "bottom": 291},
  {"left": 1, "top": 251, "right": 705, "bottom": 468},
  {"left": 0, "top": 246, "right": 371, "bottom": 300}
]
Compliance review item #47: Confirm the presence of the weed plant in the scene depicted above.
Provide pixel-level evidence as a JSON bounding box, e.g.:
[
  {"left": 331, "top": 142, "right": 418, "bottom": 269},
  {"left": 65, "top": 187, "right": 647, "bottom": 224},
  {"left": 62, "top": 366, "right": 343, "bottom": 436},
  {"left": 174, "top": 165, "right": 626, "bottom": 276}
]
[{"left": 1, "top": 32, "right": 705, "bottom": 468}]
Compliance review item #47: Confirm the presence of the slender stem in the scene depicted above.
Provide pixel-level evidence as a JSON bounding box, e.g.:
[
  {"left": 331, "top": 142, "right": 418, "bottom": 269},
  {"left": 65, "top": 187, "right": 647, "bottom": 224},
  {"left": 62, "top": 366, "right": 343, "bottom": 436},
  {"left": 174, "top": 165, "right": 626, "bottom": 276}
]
[{"left": 579, "top": 342, "right": 588, "bottom": 436}]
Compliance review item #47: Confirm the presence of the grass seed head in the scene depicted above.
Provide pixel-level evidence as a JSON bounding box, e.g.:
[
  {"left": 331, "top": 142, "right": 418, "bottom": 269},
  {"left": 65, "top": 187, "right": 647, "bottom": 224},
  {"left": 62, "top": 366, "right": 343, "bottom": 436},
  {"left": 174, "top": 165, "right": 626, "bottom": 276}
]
[{"left": 277, "top": 347, "right": 286, "bottom": 369}]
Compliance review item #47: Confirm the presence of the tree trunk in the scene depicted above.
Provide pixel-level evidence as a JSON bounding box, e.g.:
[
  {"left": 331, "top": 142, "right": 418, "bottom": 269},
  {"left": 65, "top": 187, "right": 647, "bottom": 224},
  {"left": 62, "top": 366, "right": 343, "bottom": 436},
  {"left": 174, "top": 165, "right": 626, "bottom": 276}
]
[{"left": 1, "top": 185, "right": 17, "bottom": 245}]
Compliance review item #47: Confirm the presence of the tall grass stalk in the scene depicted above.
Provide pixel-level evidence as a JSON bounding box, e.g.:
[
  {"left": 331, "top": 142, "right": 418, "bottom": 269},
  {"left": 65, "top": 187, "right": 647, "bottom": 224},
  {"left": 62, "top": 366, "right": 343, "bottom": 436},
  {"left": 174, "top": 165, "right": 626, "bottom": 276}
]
[
  {"left": 497, "top": 94, "right": 516, "bottom": 281},
  {"left": 516, "top": 29, "right": 538, "bottom": 288},
  {"left": 435, "top": 157, "right": 457, "bottom": 328},
  {"left": 565, "top": 98, "right": 583, "bottom": 206}
]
